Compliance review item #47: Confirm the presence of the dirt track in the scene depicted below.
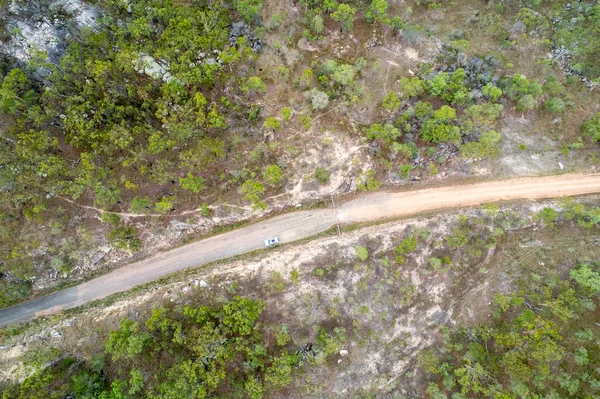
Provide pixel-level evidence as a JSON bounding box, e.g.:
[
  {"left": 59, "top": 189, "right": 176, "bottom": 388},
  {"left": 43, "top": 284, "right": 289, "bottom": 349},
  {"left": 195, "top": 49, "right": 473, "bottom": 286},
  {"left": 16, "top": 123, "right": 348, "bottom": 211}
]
[{"left": 1, "top": 173, "right": 600, "bottom": 327}]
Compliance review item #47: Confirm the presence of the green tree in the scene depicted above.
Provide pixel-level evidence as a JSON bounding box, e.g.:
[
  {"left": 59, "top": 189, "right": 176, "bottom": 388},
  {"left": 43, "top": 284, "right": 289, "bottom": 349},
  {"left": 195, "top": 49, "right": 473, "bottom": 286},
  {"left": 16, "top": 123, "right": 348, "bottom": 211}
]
[
  {"left": 482, "top": 83, "right": 503, "bottom": 102},
  {"left": 399, "top": 77, "right": 426, "bottom": 98},
  {"left": 355, "top": 245, "right": 369, "bottom": 261},
  {"left": 155, "top": 196, "right": 175, "bottom": 214},
  {"left": 582, "top": 111, "right": 600, "bottom": 143},
  {"left": 315, "top": 167, "right": 330, "bottom": 184},
  {"left": 235, "top": 0, "right": 263, "bottom": 22},
  {"left": 131, "top": 197, "right": 152, "bottom": 213},
  {"left": 246, "top": 76, "right": 267, "bottom": 93},
  {"left": 179, "top": 172, "right": 205, "bottom": 193},
  {"left": 381, "top": 92, "right": 401, "bottom": 111},
  {"left": 366, "top": 123, "right": 401, "bottom": 145},
  {"left": 263, "top": 165, "right": 283, "bottom": 185},
  {"left": 331, "top": 4, "right": 356, "bottom": 31},
  {"left": 282, "top": 107, "right": 292, "bottom": 121},
  {"left": 264, "top": 117, "right": 281, "bottom": 131},
  {"left": 544, "top": 97, "right": 566, "bottom": 114},
  {"left": 332, "top": 64, "right": 355, "bottom": 86},
  {"left": 241, "top": 179, "right": 267, "bottom": 210},
  {"left": 105, "top": 318, "right": 151, "bottom": 361},
  {"left": 366, "top": 0, "right": 389, "bottom": 24}
]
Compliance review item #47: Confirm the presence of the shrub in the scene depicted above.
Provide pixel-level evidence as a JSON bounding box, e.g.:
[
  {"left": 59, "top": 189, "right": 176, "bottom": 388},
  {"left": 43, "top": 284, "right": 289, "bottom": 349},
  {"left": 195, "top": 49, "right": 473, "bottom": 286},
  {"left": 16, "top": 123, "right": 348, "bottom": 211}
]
[
  {"left": 264, "top": 117, "right": 281, "bottom": 130},
  {"left": 355, "top": 245, "right": 369, "bottom": 261},
  {"left": 131, "top": 196, "right": 152, "bottom": 213},
  {"left": 155, "top": 196, "right": 175, "bottom": 214},
  {"left": 241, "top": 179, "right": 267, "bottom": 210},
  {"left": 583, "top": 112, "right": 600, "bottom": 143},
  {"left": 535, "top": 207, "right": 559, "bottom": 225},
  {"left": 315, "top": 167, "right": 331, "bottom": 184},
  {"left": 381, "top": 92, "right": 401, "bottom": 111},
  {"left": 179, "top": 172, "right": 205, "bottom": 193},
  {"left": 310, "top": 89, "right": 329, "bottom": 110},
  {"left": 246, "top": 76, "right": 266, "bottom": 93},
  {"left": 544, "top": 97, "right": 565, "bottom": 114},
  {"left": 357, "top": 169, "right": 381, "bottom": 191},
  {"left": 263, "top": 165, "right": 283, "bottom": 185}
]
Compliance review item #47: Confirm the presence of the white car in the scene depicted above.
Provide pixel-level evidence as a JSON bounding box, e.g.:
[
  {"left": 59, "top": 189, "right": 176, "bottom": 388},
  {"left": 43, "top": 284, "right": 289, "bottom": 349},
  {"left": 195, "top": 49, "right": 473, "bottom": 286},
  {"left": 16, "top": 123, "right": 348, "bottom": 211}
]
[{"left": 264, "top": 237, "right": 280, "bottom": 247}]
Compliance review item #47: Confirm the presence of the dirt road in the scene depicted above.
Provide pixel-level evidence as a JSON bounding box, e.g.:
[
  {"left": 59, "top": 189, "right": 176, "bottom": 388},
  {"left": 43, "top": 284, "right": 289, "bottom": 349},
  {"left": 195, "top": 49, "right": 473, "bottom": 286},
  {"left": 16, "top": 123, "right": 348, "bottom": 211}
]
[{"left": 1, "top": 173, "right": 600, "bottom": 327}]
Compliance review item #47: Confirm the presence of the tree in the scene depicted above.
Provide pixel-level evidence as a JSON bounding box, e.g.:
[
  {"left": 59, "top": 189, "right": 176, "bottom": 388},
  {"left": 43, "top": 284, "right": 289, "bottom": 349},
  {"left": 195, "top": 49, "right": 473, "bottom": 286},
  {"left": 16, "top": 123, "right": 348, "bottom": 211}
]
[
  {"left": 282, "top": 107, "right": 292, "bottom": 121},
  {"left": 0, "top": 68, "right": 36, "bottom": 115},
  {"left": 426, "top": 72, "right": 450, "bottom": 98},
  {"left": 263, "top": 165, "right": 283, "bottom": 185},
  {"left": 355, "top": 245, "right": 369, "bottom": 261},
  {"left": 516, "top": 94, "right": 538, "bottom": 112},
  {"left": 131, "top": 196, "right": 152, "bottom": 213},
  {"left": 246, "top": 76, "right": 267, "bottom": 93},
  {"left": 264, "top": 117, "right": 281, "bottom": 131},
  {"left": 398, "top": 77, "right": 426, "bottom": 98},
  {"left": 388, "top": 16, "right": 405, "bottom": 35},
  {"left": 366, "top": 0, "right": 389, "bottom": 24},
  {"left": 241, "top": 179, "right": 266, "bottom": 210},
  {"left": 179, "top": 172, "right": 205, "bottom": 194},
  {"left": 310, "top": 89, "right": 329, "bottom": 110},
  {"left": 315, "top": 167, "right": 330, "bottom": 184},
  {"left": 332, "top": 64, "right": 355, "bottom": 86},
  {"left": 460, "top": 130, "right": 501, "bottom": 159},
  {"left": 381, "top": 92, "right": 401, "bottom": 111},
  {"left": 155, "top": 196, "right": 175, "bottom": 214},
  {"left": 235, "top": 0, "right": 263, "bottom": 23},
  {"left": 366, "top": 123, "right": 401, "bottom": 144},
  {"left": 482, "top": 83, "right": 502, "bottom": 102},
  {"left": 544, "top": 97, "right": 565, "bottom": 114},
  {"left": 582, "top": 111, "right": 600, "bottom": 143},
  {"left": 331, "top": 4, "right": 356, "bottom": 31},
  {"left": 105, "top": 318, "right": 151, "bottom": 361}
]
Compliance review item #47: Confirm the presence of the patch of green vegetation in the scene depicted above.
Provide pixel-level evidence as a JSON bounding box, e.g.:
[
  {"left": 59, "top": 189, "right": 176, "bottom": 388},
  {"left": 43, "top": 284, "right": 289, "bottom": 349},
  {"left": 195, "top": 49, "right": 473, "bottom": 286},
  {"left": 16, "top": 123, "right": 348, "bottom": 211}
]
[{"left": 422, "top": 260, "right": 600, "bottom": 398}]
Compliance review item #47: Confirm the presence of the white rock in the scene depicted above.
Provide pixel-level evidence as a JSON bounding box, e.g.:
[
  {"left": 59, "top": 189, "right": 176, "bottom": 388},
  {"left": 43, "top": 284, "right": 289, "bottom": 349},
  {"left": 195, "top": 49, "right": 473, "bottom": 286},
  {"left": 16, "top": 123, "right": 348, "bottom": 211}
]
[
  {"left": 199, "top": 280, "right": 209, "bottom": 288},
  {"left": 339, "top": 349, "right": 348, "bottom": 357}
]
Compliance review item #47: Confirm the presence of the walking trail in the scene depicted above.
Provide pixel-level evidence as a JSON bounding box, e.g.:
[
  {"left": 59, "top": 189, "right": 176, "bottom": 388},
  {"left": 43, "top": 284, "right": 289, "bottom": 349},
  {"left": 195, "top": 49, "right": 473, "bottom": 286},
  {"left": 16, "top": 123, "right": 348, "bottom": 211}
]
[{"left": 1, "top": 173, "right": 600, "bottom": 327}]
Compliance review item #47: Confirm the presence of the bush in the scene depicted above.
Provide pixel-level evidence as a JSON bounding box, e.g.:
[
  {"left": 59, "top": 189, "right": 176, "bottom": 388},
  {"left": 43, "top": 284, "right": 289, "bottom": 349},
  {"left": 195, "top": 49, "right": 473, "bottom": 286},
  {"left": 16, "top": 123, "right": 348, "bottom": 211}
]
[
  {"left": 544, "top": 97, "right": 565, "bottom": 114},
  {"left": 309, "top": 89, "right": 329, "bottom": 110},
  {"left": 381, "top": 92, "right": 401, "bottom": 111},
  {"left": 357, "top": 169, "right": 381, "bottom": 191},
  {"left": 179, "top": 172, "right": 205, "bottom": 193},
  {"left": 246, "top": 76, "right": 266, "bottom": 93},
  {"left": 241, "top": 179, "right": 267, "bottom": 210},
  {"left": 108, "top": 225, "right": 141, "bottom": 251},
  {"left": 355, "top": 245, "right": 369, "bottom": 261},
  {"left": 535, "top": 207, "right": 559, "bottom": 225},
  {"left": 583, "top": 112, "right": 600, "bottom": 143},
  {"left": 131, "top": 196, "right": 152, "bottom": 213},
  {"left": 155, "top": 196, "right": 175, "bottom": 214},
  {"left": 263, "top": 165, "right": 283, "bottom": 185},
  {"left": 315, "top": 167, "right": 331, "bottom": 184}
]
